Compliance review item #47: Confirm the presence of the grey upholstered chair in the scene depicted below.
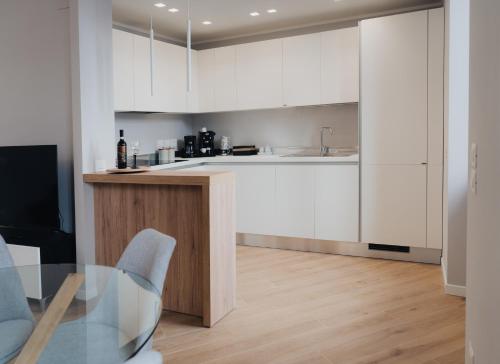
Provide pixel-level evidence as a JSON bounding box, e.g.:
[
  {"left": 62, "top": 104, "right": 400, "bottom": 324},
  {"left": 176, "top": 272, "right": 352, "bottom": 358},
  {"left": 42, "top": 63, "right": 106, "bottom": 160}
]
[
  {"left": 0, "top": 234, "right": 35, "bottom": 364},
  {"left": 117, "top": 229, "right": 175, "bottom": 362},
  {"left": 38, "top": 229, "right": 175, "bottom": 364}
]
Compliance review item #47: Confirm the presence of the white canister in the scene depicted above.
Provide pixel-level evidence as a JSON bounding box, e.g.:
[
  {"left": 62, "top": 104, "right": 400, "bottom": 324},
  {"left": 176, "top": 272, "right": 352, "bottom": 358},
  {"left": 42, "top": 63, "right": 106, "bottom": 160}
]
[{"left": 159, "top": 149, "right": 169, "bottom": 164}]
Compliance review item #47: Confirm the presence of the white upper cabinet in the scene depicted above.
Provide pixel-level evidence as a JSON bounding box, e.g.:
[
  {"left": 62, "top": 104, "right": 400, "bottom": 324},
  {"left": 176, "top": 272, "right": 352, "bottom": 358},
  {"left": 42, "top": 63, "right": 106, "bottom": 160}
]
[
  {"left": 113, "top": 28, "right": 360, "bottom": 113},
  {"left": 187, "top": 49, "right": 199, "bottom": 113},
  {"left": 133, "top": 34, "right": 162, "bottom": 112},
  {"left": 360, "top": 11, "right": 428, "bottom": 165},
  {"left": 113, "top": 29, "right": 135, "bottom": 112},
  {"left": 196, "top": 49, "right": 215, "bottom": 113},
  {"left": 236, "top": 39, "right": 283, "bottom": 110},
  {"left": 321, "top": 27, "right": 359, "bottom": 104},
  {"left": 156, "top": 40, "right": 187, "bottom": 113},
  {"left": 214, "top": 46, "right": 238, "bottom": 112},
  {"left": 283, "top": 33, "right": 321, "bottom": 107}
]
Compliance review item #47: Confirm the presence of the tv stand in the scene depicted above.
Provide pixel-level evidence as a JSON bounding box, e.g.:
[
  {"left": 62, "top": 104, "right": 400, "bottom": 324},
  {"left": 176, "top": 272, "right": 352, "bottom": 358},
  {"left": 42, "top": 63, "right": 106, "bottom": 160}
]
[{"left": 0, "top": 226, "right": 76, "bottom": 264}]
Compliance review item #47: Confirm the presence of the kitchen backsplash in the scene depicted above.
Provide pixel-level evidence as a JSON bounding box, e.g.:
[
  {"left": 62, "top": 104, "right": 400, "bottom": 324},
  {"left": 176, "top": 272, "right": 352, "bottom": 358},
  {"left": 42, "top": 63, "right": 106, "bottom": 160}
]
[
  {"left": 192, "top": 104, "right": 358, "bottom": 150},
  {"left": 115, "top": 103, "right": 358, "bottom": 153}
]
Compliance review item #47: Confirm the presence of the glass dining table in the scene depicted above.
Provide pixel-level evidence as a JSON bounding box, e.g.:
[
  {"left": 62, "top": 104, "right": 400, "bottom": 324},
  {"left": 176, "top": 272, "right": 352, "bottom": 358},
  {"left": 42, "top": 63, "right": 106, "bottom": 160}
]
[{"left": 0, "top": 264, "right": 163, "bottom": 364}]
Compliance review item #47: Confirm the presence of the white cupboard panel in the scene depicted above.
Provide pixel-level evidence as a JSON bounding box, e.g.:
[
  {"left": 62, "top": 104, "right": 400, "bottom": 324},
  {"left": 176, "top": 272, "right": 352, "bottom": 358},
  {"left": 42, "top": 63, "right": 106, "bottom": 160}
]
[
  {"left": 230, "top": 165, "right": 276, "bottom": 235},
  {"left": 214, "top": 46, "right": 238, "bottom": 111},
  {"left": 283, "top": 33, "right": 321, "bottom": 107},
  {"left": 428, "top": 8, "right": 445, "bottom": 166},
  {"left": 156, "top": 41, "right": 187, "bottom": 113},
  {"left": 321, "top": 27, "right": 359, "bottom": 104},
  {"left": 113, "top": 29, "right": 134, "bottom": 111},
  {"left": 113, "top": 30, "right": 135, "bottom": 111},
  {"left": 187, "top": 164, "right": 276, "bottom": 235},
  {"left": 236, "top": 39, "right": 283, "bottom": 110},
  {"left": 187, "top": 49, "right": 199, "bottom": 113},
  {"left": 197, "top": 49, "right": 215, "bottom": 112},
  {"left": 315, "top": 165, "right": 359, "bottom": 242},
  {"left": 133, "top": 35, "right": 161, "bottom": 112},
  {"left": 427, "top": 164, "right": 443, "bottom": 249},
  {"left": 275, "top": 166, "right": 315, "bottom": 239},
  {"left": 361, "top": 165, "right": 427, "bottom": 247},
  {"left": 360, "top": 11, "right": 428, "bottom": 165}
]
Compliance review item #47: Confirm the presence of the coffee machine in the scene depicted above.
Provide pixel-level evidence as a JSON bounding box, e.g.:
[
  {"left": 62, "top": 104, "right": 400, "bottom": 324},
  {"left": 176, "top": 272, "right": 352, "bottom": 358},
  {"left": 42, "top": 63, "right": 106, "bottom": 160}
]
[
  {"left": 198, "top": 127, "right": 216, "bottom": 157},
  {"left": 183, "top": 135, "right": 197, "bottom": 158}
]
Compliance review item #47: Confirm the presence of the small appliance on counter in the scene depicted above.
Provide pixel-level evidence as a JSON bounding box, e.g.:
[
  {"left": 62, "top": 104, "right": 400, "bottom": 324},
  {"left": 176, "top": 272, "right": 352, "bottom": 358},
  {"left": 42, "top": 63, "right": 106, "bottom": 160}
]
[
  {"left": 199, "top": 127, "right": 216, "bottom": 157},
  {"left": 220, "top": 136, "right": 231, "bottom": 156},
  {"left": 232, "top": 145, "right": 259, "bottom": 156},
  {"left": 183, "top": 135, "right": 197, "bottom": 158}
]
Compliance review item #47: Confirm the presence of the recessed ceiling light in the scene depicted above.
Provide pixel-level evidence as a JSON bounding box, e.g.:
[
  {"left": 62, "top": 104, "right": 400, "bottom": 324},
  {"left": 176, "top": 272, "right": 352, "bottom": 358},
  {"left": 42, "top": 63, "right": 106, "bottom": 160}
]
[
  {"left": 154, "top": 2, "right": 166, "bottom": 8},
  {"left": 168, "top": 8, "right": 179, "bottom": 13},
  {"left": 267, "top": 9, "right": 277, "bottom": 13},
  {"left": 202, "top": 20, "right": 212, "bottom": 25},
  {"left": 250, "top": 12, "right": 260, "bottom": 17}
]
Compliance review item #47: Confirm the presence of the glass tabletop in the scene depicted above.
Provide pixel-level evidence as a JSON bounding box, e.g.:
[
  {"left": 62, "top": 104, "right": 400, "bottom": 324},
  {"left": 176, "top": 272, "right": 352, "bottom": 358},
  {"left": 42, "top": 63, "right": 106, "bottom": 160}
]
[{"left": 0, "top": 264, "right": 163, "bottom": 364}]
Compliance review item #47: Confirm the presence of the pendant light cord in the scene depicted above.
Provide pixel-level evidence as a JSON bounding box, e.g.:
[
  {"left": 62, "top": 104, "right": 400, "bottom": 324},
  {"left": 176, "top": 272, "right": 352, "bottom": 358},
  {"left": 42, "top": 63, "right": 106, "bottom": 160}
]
[{"left": 187, "top": 0, "right": 192, "bottom": 92}]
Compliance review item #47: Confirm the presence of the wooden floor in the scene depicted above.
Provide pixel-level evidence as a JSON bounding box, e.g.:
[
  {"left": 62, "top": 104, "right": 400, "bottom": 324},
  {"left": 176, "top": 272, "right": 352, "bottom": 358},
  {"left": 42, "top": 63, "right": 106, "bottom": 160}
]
[{"left": 154, "top": 246, "right": 465, "bottom": 364}]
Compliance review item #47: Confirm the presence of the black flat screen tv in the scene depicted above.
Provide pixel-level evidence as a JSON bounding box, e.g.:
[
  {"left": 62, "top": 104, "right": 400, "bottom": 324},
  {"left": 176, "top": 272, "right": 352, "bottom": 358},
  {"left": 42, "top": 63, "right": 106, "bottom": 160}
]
[{"left": 0, "top": 145, "right": 60, "bottom": 230}]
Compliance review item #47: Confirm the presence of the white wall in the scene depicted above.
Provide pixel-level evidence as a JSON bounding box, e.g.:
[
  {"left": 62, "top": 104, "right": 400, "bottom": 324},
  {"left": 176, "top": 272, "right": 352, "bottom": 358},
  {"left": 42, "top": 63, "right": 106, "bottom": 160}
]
[
  {"left": 71, "top": 0, "right": 115, "bottom": 263},
  {"left": 192, "top": 104, "right": 358, "bottom": 150},
  {"left": 0, "top": 0, "right": 74, "bottom": 232},
  {"left": 443, "top": 0, "right": 469, "bottom": 289},
  {"left": 466, "top": 0, "right": 500, "bottom": 362},
  {"left": 115, "top": 113, "right": 192, "bottom": 154}
]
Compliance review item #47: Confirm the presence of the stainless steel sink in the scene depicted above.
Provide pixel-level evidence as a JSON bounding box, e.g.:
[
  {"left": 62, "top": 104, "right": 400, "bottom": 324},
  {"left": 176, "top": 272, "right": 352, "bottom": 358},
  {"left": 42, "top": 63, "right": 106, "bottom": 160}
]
[{"left": 282, "top": 150, "right": 357, "bottom": 158}]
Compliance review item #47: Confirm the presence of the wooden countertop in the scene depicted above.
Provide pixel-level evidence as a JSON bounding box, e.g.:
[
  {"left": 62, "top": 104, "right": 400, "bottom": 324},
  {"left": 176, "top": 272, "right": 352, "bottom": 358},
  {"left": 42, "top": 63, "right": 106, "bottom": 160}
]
[{"left": 83, "top": 169, "right": 234, "bottom": 186}]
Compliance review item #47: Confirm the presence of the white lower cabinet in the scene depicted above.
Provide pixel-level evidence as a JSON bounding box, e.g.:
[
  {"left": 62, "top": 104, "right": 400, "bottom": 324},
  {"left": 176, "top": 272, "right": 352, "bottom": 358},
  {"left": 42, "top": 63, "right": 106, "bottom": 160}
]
[
  {"left": 361, "top": 165, "right": 427, "bottom": 248},
  {"left": 189, "top": 163, "right": 360, "bottom": 241},
  {"left": 228, "top": 165, "right": 276, "bottom": 236},
  {"left": 315, "top": 165, "right": 359, "bottom": 242},
  {"left": 275, "top": 166, "right": 315, "bottom": 239}
]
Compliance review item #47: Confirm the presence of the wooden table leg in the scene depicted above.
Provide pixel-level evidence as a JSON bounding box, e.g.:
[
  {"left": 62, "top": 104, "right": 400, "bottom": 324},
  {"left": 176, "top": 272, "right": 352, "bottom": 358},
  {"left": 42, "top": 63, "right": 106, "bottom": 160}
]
[{"left": 14, "top": 273, "right": 85, "bottom": 364}]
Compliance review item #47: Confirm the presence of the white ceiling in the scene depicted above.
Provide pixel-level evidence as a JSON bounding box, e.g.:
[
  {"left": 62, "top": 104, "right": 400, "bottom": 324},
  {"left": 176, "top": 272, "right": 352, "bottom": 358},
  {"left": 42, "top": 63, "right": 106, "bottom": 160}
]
[{"left": 113, "top": 0, "right": 442, "bottom": 45}]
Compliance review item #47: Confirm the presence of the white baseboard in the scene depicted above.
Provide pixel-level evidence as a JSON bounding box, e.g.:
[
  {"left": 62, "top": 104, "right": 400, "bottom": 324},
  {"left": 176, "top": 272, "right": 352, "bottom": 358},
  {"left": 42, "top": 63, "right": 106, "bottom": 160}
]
[{"left": 441, "top": 257, "right": 466, "bottom": 297}]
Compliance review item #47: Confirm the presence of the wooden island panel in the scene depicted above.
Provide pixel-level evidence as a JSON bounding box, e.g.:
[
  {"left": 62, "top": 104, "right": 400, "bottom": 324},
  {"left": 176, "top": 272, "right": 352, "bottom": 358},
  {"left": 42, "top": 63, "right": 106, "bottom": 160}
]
[{"left": 86, "top": 170, "right": 236, "bottom": 327}]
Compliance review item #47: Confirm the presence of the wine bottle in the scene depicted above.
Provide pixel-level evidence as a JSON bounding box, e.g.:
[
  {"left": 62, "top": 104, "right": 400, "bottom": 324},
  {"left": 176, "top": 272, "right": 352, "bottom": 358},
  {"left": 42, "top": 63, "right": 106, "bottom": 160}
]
[{"left": 117, "top": 129, "right": 127, "bottom": 169}]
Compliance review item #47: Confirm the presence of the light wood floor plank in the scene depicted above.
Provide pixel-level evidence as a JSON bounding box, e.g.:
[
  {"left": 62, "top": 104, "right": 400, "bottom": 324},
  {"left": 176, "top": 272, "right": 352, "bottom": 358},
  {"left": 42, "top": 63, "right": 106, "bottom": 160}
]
[{"left": 154, "top": 246, "right": 465, "bottom": 364}]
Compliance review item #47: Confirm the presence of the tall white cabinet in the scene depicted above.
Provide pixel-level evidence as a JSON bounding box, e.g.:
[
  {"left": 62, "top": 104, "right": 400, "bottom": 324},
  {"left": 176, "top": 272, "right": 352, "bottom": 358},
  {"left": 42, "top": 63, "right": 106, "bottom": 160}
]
[{"left": 360, "top": 9, "right": 444, "bottom": 249}]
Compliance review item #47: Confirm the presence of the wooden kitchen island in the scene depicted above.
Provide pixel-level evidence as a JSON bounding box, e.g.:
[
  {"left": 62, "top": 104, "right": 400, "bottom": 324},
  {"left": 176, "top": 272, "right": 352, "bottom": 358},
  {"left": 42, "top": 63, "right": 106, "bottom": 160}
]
[{"left": 83, "top": 169, "right": 236, "bottom": 327}]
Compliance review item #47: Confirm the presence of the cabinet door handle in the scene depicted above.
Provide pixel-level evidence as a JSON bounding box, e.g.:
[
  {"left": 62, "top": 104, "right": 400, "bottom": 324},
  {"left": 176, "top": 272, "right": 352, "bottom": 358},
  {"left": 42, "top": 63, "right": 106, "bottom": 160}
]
[{"left": 421, "top": 162, "right": 428, "bottom": 165}]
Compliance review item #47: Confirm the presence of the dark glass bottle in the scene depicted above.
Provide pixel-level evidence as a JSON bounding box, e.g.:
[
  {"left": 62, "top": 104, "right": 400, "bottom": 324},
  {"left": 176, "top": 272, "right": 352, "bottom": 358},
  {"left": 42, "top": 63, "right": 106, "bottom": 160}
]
[{"left": 117, "top": 129, "right": 127, "bottom": 169}]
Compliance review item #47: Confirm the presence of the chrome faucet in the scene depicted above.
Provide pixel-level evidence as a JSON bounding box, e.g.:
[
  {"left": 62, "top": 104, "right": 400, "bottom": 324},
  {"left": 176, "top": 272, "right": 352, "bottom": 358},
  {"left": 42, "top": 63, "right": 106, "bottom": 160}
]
[{"left": 320, "top": 127, "right": 334, "bottom": 156}]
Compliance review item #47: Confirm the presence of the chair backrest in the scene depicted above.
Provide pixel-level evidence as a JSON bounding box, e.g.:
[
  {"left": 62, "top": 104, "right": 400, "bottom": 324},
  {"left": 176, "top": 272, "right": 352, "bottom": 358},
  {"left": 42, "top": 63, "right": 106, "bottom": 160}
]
[
  {"left": 0, "top": 234, "right": 14, "bottom": 269},
  {"left": 117, "top": 229, "right": 176, "bottom": 295}
]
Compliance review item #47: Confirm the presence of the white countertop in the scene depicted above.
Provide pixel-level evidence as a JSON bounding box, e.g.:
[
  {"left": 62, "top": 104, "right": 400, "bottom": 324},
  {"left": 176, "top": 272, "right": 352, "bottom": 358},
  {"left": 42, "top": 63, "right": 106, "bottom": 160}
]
[{"left": 149, "top": 153, "right": 359, "bottom": 171}]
